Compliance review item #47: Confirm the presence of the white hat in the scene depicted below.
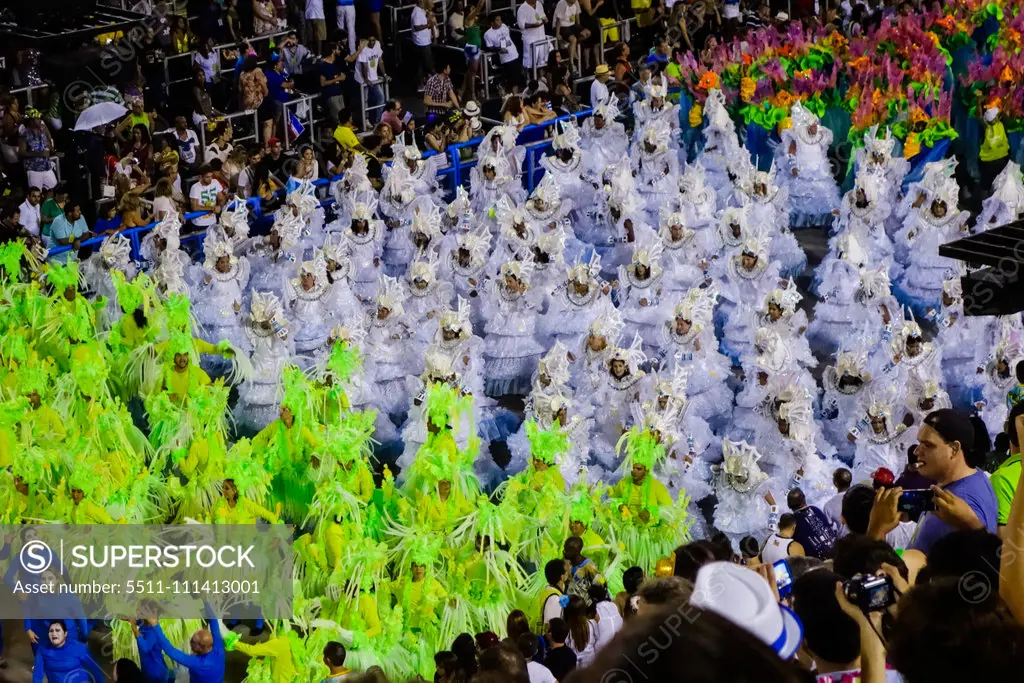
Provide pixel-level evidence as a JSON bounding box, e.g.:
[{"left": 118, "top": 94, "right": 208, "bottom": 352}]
[{"left": 690, "top": 562, "right": 803, "bottom": 660}]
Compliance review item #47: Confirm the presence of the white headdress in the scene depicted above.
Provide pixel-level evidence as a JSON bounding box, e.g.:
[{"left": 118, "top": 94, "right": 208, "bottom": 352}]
[
  {"left": 641, "top": 119, "right": 671, "bottom": 155},
  {"left": 863, "top": 384, "right": 899, "bottom": 421},
  {"left": 552, "top": 119, "right": 582, "bottom": 151},
  {"left": 718, "top": 204, "right": 751, "bottom": 246},
  {"left": 644, "top": 74, "right": 668, "bottom": 100},
  {"left": 704, "top": 89, "right": 733, "bottom": 134},
  {"left": 349, "top": 191, "right": 379, "bottom": 223},
  {"left": 438, "top": 296, "right": 472, "bottom": 339},
  {"left": 152, "top": 251, "right": 188, "bottom": 295},
  {"left": 446, "top": 185, "right": 473, "bottom": 220},
  {"left": 739, "top": 228, "right": 771, "bottom": 260},
  {"left": 298, "top": 248, "right": 329, "bottom": 283},
  {"left": 719, "top": 439, "right": 768, "bottom": 493},
  {"left": 99, "top": 233, "right": 131, "bottom": 268},
  {"left": 764, "top": 278, "right": 802, "bottom": 315},
  {"left": 990, "top": 161, "right": 1024, "bottom": 215},
  {"left": 482, "top": 122, "right": 519, "bottom": 154},
  {"left": 835, "top": 231, "right": 868, "bottom": 268},
  {"left": 569, "top": 251, "right": 601, "bottom": 285},
  {"left": 500, "top": 259, "right": 534, "bottom": 285},
  {"left": 857, "top": 265, "right": 892, "bottom": 302},
  {"left": 835, "top": 346, "right": 869, "bottom": 379},
  {"left": 631, "top": 240, "right": 664, "bottom": 270},
  {"left": 907, "top": 373, "right": 951, "bottom": 412},
  {"left": 536, "top": 229, "right": 566, "bottom": 263},
  {"left": 790, "top": 100, "right": 820, "bottom": 130},
  {"left": 220, "top": 196, "right": 250, "bottom": 239},
  {"left": 250, "top": 289, "right": 285, "bottom": 324},
  {"left": 411, "top": 204, "right": 443, "bottom": 245},
  {"left": 272, "top": 207, "right": 304, "bottom": 250},
  {"left": 202, "top": 235, "right": 236, "bottom": 270},
  {"left": 321, "top": 233, "right": 351, "bottom": 275},
  {"left": 942, "top": 269, "right": 963, "bottom": 304},
  {"left": 588, "top": 305, "right": 624, "bottom": 341},
  {"left": 678, "top": 162, "right": 717, "bottom": 209},
  {"left": 673, "top": 285, "right": 717, "bottom": 330},
  {"left": 863, "top": 125, "right": 896, "bottom": 160},
  {"left": 455, "top": 229, "right": 491, "bottom": 265},
  {"left": 899, "top": 307, "right": 923, "bottom": 342},
  {"left": 153, "top": 212, "right": 182, "bottom": 252},
  {"left": 423, "top": 348, "right": 459, "bottom": 381},
  {"left": 287, "top": 179, "right": 320, "bottom": 217},
  {"left": 376, "top": 275, "right": 406, "bottom": 316},
  {"left": 608, "top": 332, "right": 647, "bottom": 372},
  {"left": 538, "top": 341, "right": 572, "bottom": 387},
  {"left": 754, "top": 326, "right": 791, "bottom": 373},
  {"left": 530, "top": 172, "right": 562, "bottom": 208},
  {"left": 408, "top": 254, "right": 438, "bottom": 286}
]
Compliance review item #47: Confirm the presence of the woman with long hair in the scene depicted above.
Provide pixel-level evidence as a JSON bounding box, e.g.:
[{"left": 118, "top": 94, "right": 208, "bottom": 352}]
[
  {"left": 564, "top": 595, "right": 599, "bottom": 667},
  {"left": 502, "top": 95, "right": 527, "bottom": 130}
]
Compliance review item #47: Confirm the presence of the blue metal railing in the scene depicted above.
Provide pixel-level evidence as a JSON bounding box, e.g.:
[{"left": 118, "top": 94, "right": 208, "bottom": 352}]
[{"left": 48, "top": 109, "right": 592, "bottom": 262}]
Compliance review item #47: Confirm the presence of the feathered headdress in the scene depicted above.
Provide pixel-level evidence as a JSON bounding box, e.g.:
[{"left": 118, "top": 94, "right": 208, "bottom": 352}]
[
  {"left": 857, "top": 265, "right": 891, "bottom": 302},
  {"left": 719, "top": 439, "right": 767, "bottom": 493},
  {"left": 287, "top": 179, "right": 320, "bottom": 217},
  {"left": 530, "top": 172, "right": 562, "bottom": 208},
  {"left": 376, "top": 275, "right": 406, "bottom": 316},
  {"left": 220, "top": 196, "right": 251, "bottom": 239},
  {"left": 437, "top": 296, "right": 472, "bottom": 339},
  {"left": 153, "top": 212, "right": 183, "bottom": 252},
  {"left": 411, "top": 203, "right": 443, "bottom": 243},
  {"left": 202, "top": 235, "right": 237, "bottom": 270},
  {"left": 223, "top": 438, "right": 272, "bottom": 502},
  {"left": 298, "top": 248, "right": 329, "bottom": 284},
  {"left": 423, "top": 348, "right": 458, "bottom": 382},
  {"left": 99, "top": 233, "right": 132, "bottom": 268},
  {"left": 790, "top": 100, "right": 820, "bottom": 130},
  {"left": 537, "top": 341, "right": 572, "bottom": 388},
  {"left": 863, "top": 125, "right": 896, "bottom": 159},
  {"left": 446, "top": 185, "right": 472, "bottom": 220},
  {"left": 673, "top": 285, "right": 717, "bottom": 329},
  {"left": 500, "top": 259, "right": 534, "bottom": 285},
  {"left": 46, "top": 260, "right": 80, "bottom": 293},
  {"left": 526, "top": 420, "right": 569, "bottom": 465},
  {"left": 455, "top": 229, "right": 491, "bottom": 265},
  {"left": 112, "top": 270, "right": 154, "bottom": 315},
  {"left": 249, "top": 290, "right": 285, "bottom": 326},
  {"left": 408, "top": 253, "right": 439, "bottom": 286},
  {"left": 631, "top": 240, "right": 664, "bottom": 270},
  {"left": 608, "top": 332, "right": 646, "bottom": 372},
  {"left": 764, "top": 278, "right": 801, "bottom": 315},
  {"left": 588, "top": 305, "right": 624, "bottom": 341},
  {"left": 272, "top": 208, "right": 304, "bottom": 250},
  {"left": 641, "top": 119, "right": 671, "bottom": 155},
  {"left": 552, "top": 119, "right": 581, "bottom": 151},
  {"left": 568, "top": 251, "right": 601, "bottom": 284}
]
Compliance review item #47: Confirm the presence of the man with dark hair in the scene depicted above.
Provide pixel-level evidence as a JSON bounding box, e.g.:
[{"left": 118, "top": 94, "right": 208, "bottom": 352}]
[
  {"left": 787, "top": 487, "right": 838, "bottom": 559},
  {"left": 842, "top": 484, "right": 916, "bottom": 549},
  {"left": 635, "top": 576, "right": 693, "bottom": 615},
  {"left": 830, "top": 534, "right": 908, "bottom": 582},
  {"left": 563, "top": 536, "right": 601, "bottom": 599},
  {"left": 824, "top": 467, "right": 852, "bottom": 533},
  {"left": 322, "top": 641, "right": 352, "bottom": 681},
  {"left": 761, "top": 513, "right": 804, "bottom": 566},
  {"left": 543, "top": 618, "right": 577, "bottom": 681},
  {"left": 992, "top": 401, "right": 1024, "bottom": 536},
  {"left": 478, "top": 643, "right": 530, "bottom": 683},
  {"left": 538, "top": 559, "right": 567, "bottom": 631},
  {"left": 517, "top": 633, "right": 556, "bottom": 683},
  {"left": 423, "top": 61, "right": 459, "bottom": 116},
  {"left": 791, "top": 569, "right": 866, "bottom": 681}
]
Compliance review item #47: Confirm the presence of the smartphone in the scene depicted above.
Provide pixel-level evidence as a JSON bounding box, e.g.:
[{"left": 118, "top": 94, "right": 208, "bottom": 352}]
[
  {"left": 898, "top": 489, "right": 935, "bottom": 515},
  {"left": 772, "top": 559, "right": 793, "bottom": 599},
  {"left": 402, "top": 111, "right": 413, "bottom": 124}
]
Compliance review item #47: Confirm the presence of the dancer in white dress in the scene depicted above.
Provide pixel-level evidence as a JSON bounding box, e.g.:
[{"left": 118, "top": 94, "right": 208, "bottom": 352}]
[
  {"left": 615, "top": 241, "right": 666, "bottom": 347},
  {"left": 848, "top": 386, "right": 915, "bottom": 484},
  {"left": 675, "top": 163, "right": 719, "bottom": 255},
  {"left": 364, "top": 275, "right": 419, "bottom": 428},
  {"left": 976, "top": 161, "right": 1024, "bottom": 231},
  {"left": 194, "top": 234, "right": 250, "bottom": 356},
  {"left": 437, "top": 228, "right": 491, "bottom": 331},
  {"left": 654, "top": 205, "right": 705, "bottom": 298},
  {"left": 330, "top": 192, "right": 384, "bottom": 303},
  {"left": 284, "top": 249, "right": 337, "bottom": 358},
  {"left": 819, "top": 343, "right": 874, "bottom": 463},
  {"left": 570, "top": 305, "right": 622, "bottom": 394},
  {"left": 712, "top": 439, "right": 779, "bottom": 547},
  {"left": 580, "top": 103, "right": 628, "bottom": 179},
  {"left": 588, "top": 333, "right": 649, "bottom": 478},
  {"left": 402, "top": 255, "right": 455, "bottom": 349},
  {"left": 854, "top": 126, "right": 909, "bottom": 230},
  {"left": 140, "top": 213, "right": 190, "bottom": 275},
  {"left": 927, "top": 272, "right": 986, "bottom": 410},
  {"left": 81, "top": 233, "right": 137, "bottom": 324},
  {"left": 776, "top": 101, "right": 840, "bottom": 227},
  {"left": 716, "top": 231, "right": 780, "bottom": 363},
  {"left": 320, "top": 236, "right": 364, "bottom": 328},
  {"left": 976, "top": 321, "right": 1023, "bottom": 435},
  {"left": 481, "top": 261, "right": 546, "bottom": 397},
  {"left": 245, "top": 207, "right": 303, "bottom": 301},
  {"left": 234, "top": 290, "right": 295, "bottom": 434},
  {"left": 541, "top": 252, "right": 611, "bottom": 347},
  {"left": 470, "top": 154, "right": 524, "bottom": 224},
  {"left": 631, "top": 119, "right": 680, "bottom": 213},
  {"left": 698, "top": 89, "right": 746, "bottom": 204}
]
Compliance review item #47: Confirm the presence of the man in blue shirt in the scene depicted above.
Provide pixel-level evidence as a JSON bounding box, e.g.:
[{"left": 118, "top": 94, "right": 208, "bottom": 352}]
[
  {"left": 129, "top": 602, "right": 173, "bottom": 683},
  {"left": 265, "top": 56, "right": 295, "bottom": 104},
  {"left": 148, "top": 610, "right": 225, "bottom": 683},
  {"left": 787, "top": 487, "right": 838, "bottom": 559},
  {"left": 645, "top": 37, "right": 670, "bottom": 70},
  {"left": 48, "top": 201, "right": 90, "bottom": 261}
]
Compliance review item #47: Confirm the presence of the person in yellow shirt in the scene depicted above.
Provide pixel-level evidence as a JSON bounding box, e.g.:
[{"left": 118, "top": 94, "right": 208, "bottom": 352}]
[
  {"left": 611, "top": 426, "right": 673, "bottom": 523},
  {"left": 212, "top": 478, "right": 280, "bottom": 524},
  {"left": 569, "top": 493, "right": 608, "bottom": 570},
  {"left": 161, "top": 334, "right": 212, "bottom": 404},
  {"left": 231, "top": 631, "right": 300, "bottom": 683},
  {"left": 68, "top": 483, "right": 116, "bottom": 525},
  {"left": 333, "top": 110, "right": 366, "bottom": 154},
  {"left": 979, "top": 100, "right": 1011, "bottom": 211}
]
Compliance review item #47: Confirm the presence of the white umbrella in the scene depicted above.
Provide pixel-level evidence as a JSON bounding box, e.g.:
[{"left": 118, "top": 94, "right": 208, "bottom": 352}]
[{"left": 74, "top": 102, "right": 128, "bottom": 131}]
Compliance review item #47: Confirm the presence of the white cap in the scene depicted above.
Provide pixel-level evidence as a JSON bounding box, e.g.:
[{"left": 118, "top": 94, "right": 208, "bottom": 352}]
[{"left": 690, "top": 562, "right": 803, "bottom": 660}]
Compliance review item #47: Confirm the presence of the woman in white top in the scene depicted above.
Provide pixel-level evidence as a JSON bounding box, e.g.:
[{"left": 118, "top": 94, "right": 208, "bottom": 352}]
[
  {"left": 564, "top": 595, "right": 599, "bottom": 668},
  {"left": 588, "top": 586, "right": 623, "bottom": 653}
]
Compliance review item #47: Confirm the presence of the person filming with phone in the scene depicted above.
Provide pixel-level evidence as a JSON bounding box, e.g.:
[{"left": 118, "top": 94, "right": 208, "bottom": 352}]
[{"left": 868, "top": 409, "right": 997, "bottom": 558}]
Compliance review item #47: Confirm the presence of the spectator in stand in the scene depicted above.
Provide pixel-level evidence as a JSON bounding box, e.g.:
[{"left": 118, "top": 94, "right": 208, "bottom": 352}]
[
  {"left": 118, "top": 194, "right": 150, "bottom": 230},
  {"left": 253, "top": 0, "right": 279, "bottom": 36},
  {"left": 139, "top": 26, "right": 167, "bottom": 108},
  {"left": 335, "top": 0, "right": 357, "bottom": 53},
  {"left": 193, "top": 37, "right": 221, "bottom": 86},
  {"left": 410, "top": 0, "right": 438, "bottom": 88},
  {"left": 553, "top": 0, "right": 590, "bottom": 74},
  {"left": 0, "top": 205, "right": 26, "bottom": 244},
  {"left": 524, "top": 92, "right": 556, "bottom": 125},
  {"left": 484, "top": 13, "right": 521, "bottom": 92},
  {"left": 562, "top": 596, "right": 599, "bottom": 669},
  {"left": 304, "top": 0, "right": 326, "bottom": 56},
  {"left": 321, "top": 642, "right": 354, "bottom": 682},
  {"left": 261, "top": 138, "right": 287, "bottom": 182},
  {"left": 824, "top": 467, "right": 852, "bottom": 534},
  {"left": 19, "top": 187, "right": 42, "bottom": 238},
  {"left": 333, "top": 110, "right": 365, "bottom": 154},
  {"left": 355, "top": 35, "right": 386, "bottom": 125},
  {"left": 191, "top": 68, "right": 219, "bottom": 126},
  {"left": 40, "top": 185, "right": 68, "bottom": 244},
  {"left": 645, "top": 35, "right": 671, "bottom": 69},
  {"left": 49, "top": 201, "right": 90, "bottom": 257},
  {"left": 503, "top": 95, "right": 528, "bottom": 130},
  {"left": 612, "top": 43, "right": 633, "bottom": 83},
  {"left": 424, "top": 61, "right": 460, "bottom": 116},
  {"left": 170, "top": 116, "right": 201, "bottom": 173},
  {"left": 224, "top": 0, "right": 242, "bottom": 42},
  {"left": 280, "top": 33, "right": 313, "bottom": 86},
  {"left": 518, "top": 0, "right": 550, "bottom": 77},
  {"left": 590, "top": 63, "right": 611, "bottom": 107},
  {"left": 318, "top": 41, "right": 355, "bottom": 126},
  {"left": 539, "top": 558, "right": 568, "bottom": 631},
  {"left": 739, "top": 536, "right": 763, "bottom": 571},
  {"left": 153, "top": 178, "right": 182, "bottom": 222},
  {"left": 635, "top": 576, "right": 693, "bottom": 616},
  {"left": 236, "top": 145, "right": 264, "bottom": 198},
  {"left": 19, "top": 109, "right": 56, "bottom": 191},
  {"left": 205, "top": 122, "right": 234, "bottom": 164},
  {"left": 265, "top": 56, "right": 297, "bottom": 135},
  {"left": 992, "top": 402, "right": 1024, "bottom": 536},
  {"left": 380, "top": 100, "right": 405, "bottom": 136},
  {"left": 190, "top": 164, "right": 226, "bottom": 230},
  {"left": 787, "top": 487, "right": 838, "bottom": 559},
  {"left": 239, "top": 55, "right": 273, "bottom": 144},
  {"left": 434, "top": 651, "right": 459, "bottom": 683},
  {"left": 459, "top": 0, "right": 487, "bottom": 103},
  {"left": 423, "top": 117, "right": 448, "bottom": 153}
]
